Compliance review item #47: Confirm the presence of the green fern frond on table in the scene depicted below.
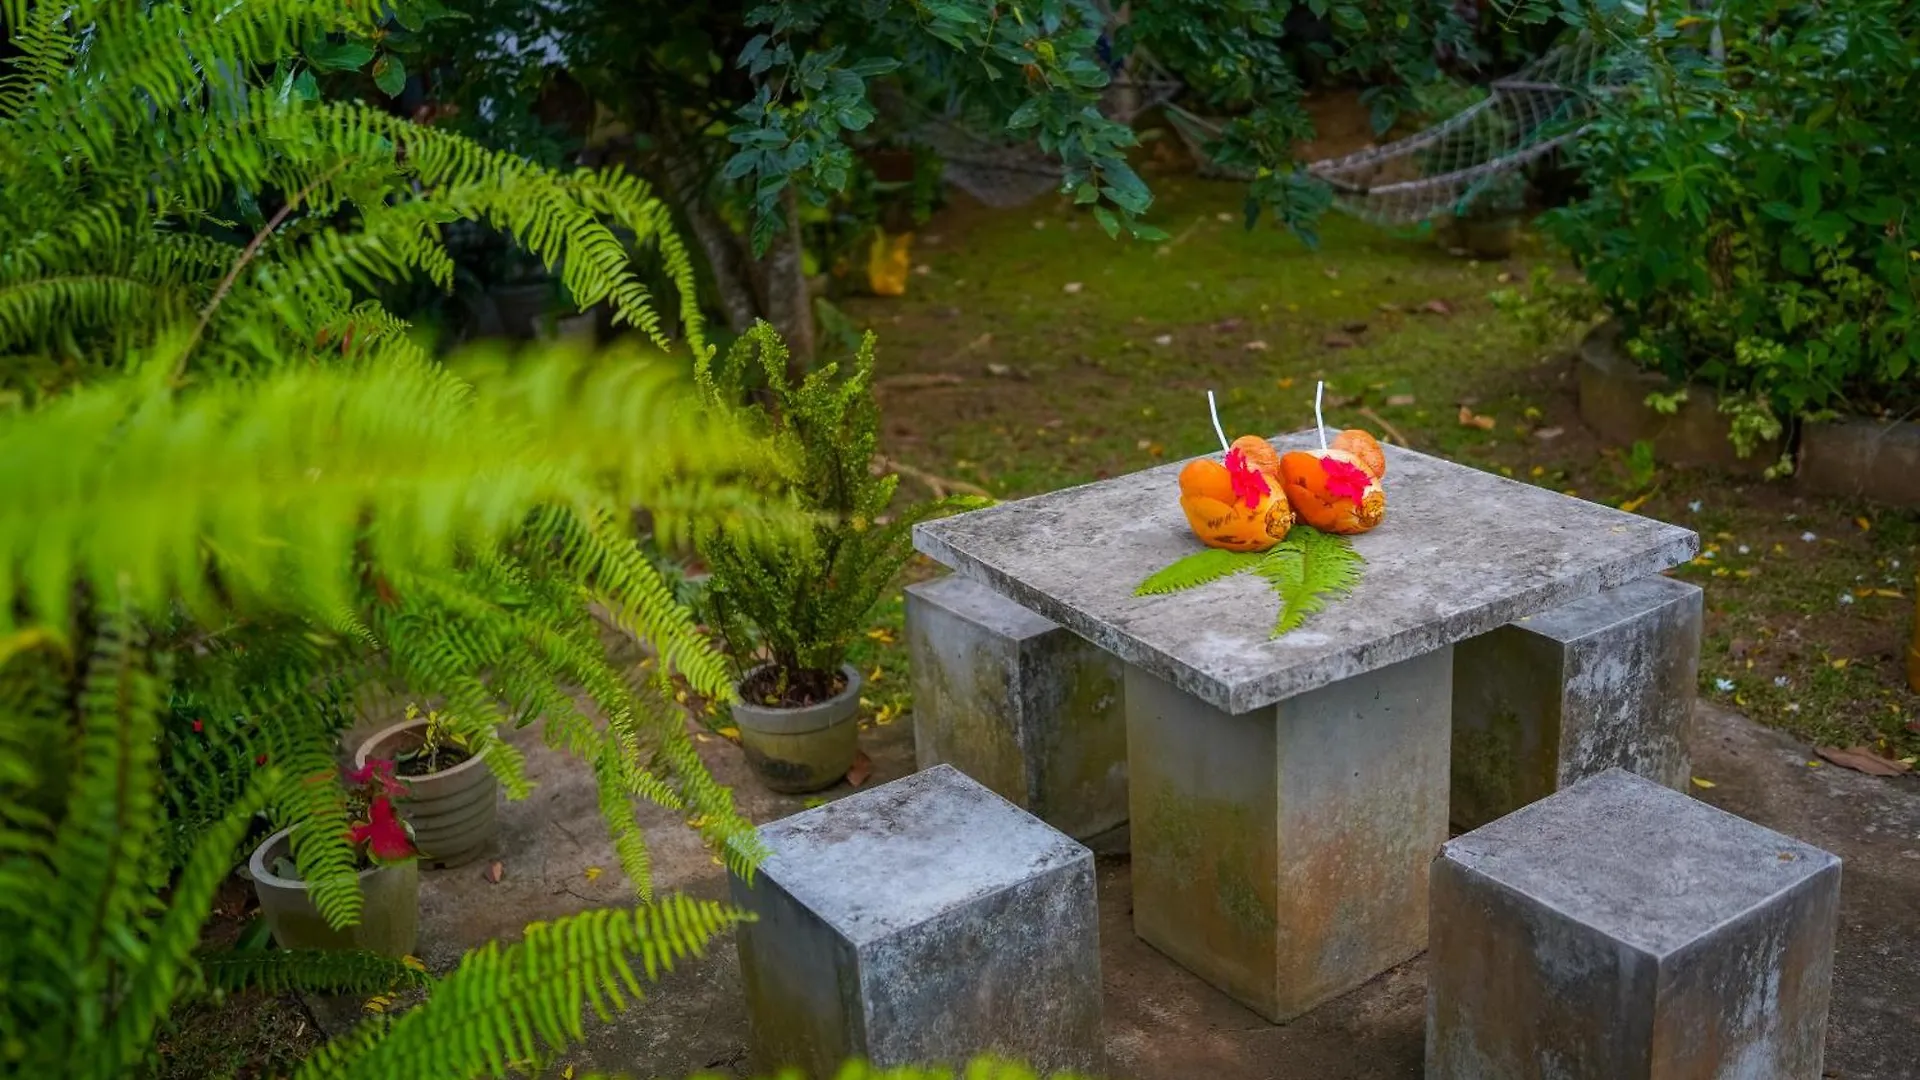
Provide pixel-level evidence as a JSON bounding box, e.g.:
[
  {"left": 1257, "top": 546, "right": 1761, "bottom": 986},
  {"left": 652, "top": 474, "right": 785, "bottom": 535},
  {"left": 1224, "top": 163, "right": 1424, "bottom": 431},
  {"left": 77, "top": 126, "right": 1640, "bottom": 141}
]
[
  {"left": 1133, "top": 547, "right": 1262, "bottom": 596},
  {"left": 1254, "top": 527, "right": 1367, "bottom": 637},
  {"left": 1132, "top": 527, "right": 1366, "bottom": 637}
]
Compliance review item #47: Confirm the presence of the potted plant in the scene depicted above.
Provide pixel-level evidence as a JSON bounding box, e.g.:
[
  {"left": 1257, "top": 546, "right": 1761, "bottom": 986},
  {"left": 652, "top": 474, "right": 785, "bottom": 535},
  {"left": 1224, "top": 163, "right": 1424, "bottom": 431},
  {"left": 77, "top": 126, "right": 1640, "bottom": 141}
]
[
  {"left": 248, "top": 760, "right": 420, "bottom": 957},
  {"left": 355, "top": 704, "right": 499, "bottom": 867},
  {"left": 694, "top": 322, "right": 988, "bottom": 793},
  {"left": 1447, "top": 172, "right": 1529, "bottom": 259}
]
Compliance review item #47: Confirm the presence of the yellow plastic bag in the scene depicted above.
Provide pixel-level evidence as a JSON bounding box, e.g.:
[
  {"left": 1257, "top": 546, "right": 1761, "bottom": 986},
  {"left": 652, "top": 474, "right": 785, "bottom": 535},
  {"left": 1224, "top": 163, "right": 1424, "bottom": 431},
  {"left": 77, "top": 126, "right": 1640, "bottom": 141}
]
[{"left": 866, "top": 230, "right": 913, "bottom": 297}]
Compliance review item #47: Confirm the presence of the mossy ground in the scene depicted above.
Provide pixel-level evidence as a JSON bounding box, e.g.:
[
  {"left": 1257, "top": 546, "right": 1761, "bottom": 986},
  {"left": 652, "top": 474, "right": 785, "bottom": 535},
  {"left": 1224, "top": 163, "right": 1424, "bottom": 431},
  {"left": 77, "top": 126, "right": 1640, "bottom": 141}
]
[{"left": 840, "top": 176, "right": 1920, "bottom": 765}]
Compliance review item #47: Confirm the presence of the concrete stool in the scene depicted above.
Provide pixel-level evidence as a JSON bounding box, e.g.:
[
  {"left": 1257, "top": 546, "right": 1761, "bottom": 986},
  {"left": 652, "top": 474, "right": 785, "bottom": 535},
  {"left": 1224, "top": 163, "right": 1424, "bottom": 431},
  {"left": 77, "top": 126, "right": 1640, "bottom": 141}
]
[
  {"left": 906, "top": 576, "right": 1128, "bottom": 841},
  {"left": 730, "top": 764, "right": 1103, "bottom": 1077},
  {"left": 1427, "top": 768, "right": 1841, "bottom": 1080},
  {"left": 1451, "top": 575, "right": 1701, "bottom": 830}
]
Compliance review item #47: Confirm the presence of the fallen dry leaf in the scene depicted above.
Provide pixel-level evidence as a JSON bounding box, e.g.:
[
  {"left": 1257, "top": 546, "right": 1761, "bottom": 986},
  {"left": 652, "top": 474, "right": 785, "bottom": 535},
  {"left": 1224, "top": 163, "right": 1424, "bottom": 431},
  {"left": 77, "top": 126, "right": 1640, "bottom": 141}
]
[
  {"left": 1322, "top": 333, "right": 1356, "bottom": 349},
  {"left": 1534, "top": 426, "right": 1565, "bottom": 441},
  {"left": 846, "top": 750, "right": 873, "bottom": 788},
  {"left": 1377, "top": 301, "right": 1404, "bottom": 313},
  {"left": 876, "top": 373, "right": 965, "bottom": 391},
  {"left": 1341, "top": 321, "right": 1369, "bottom": 334},
  {"left": 1690, "top": 777, "right": 1716, "bottom": 789},
  {"left": 485, "top": 860, "right": 504, "bottom": 884},
  {"left": 1243, "top": 340, "right": 1269, "bottom": 352},
  {"left": 1457, "top": 405, "right": 1496, "bottom": 431},
  {"left": 1323, "top": 267, "right": 1341, "bottom": 279},
  {"left": 1814, "top": 746, "right": 1911, "bottom": 777},
  {"left": 583, "top": 865, "right": 604, "bottom": 882},
  {"left": 1062, "top": 281, "right": 1084, "bottom": 294},
  {"left": 1153, "top": 333, "right": 1174, "bottom": 346},
  {"left": 1421, "top": 299, "right": 1453, "bottom": 316},
  {"left": 985, "top": 362, "right": 1013, "bottom": 377},
  {"left": 1385, "top": 394, "right": 1416, "bottom": 407},
  {"left": 1212, "top": 317, "right": 1243, "bottom": 333}
]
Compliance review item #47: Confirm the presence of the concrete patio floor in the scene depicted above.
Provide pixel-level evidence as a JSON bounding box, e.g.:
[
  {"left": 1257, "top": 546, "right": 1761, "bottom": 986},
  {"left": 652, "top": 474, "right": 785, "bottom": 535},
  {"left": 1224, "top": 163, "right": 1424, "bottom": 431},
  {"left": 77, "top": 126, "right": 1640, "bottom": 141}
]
[{"left": 314, "top": 700, "right": 1919, "bottom": 1080}]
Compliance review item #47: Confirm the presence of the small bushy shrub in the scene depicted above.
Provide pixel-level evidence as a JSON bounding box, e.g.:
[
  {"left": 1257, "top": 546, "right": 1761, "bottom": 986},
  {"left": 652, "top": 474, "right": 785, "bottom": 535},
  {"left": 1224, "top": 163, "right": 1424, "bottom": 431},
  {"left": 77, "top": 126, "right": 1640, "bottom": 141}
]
[{"left": 1536, "top": 0, "right": 1920, "bottom": 446}]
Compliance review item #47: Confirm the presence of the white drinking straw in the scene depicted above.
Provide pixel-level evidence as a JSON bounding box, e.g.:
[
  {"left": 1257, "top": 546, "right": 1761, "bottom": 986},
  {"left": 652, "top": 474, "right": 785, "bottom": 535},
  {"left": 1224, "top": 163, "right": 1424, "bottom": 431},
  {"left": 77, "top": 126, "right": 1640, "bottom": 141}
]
[
  {"left": 1315, "top": 380, "right": 1328, "bottom": 451},
  {"left": 1207, "top": 390, "right": 1229, "bottom": 454}
]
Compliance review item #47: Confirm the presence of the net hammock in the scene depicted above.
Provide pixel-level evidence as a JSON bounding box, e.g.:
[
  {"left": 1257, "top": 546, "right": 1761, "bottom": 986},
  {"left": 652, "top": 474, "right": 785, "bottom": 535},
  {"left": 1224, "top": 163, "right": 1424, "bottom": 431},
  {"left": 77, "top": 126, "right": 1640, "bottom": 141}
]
[
  {"left": 1301, "top": 34, "right": 1639, "bottom": 224},
  {"left": 905, "top": 29, "right": 1640, "bottom": 224}
]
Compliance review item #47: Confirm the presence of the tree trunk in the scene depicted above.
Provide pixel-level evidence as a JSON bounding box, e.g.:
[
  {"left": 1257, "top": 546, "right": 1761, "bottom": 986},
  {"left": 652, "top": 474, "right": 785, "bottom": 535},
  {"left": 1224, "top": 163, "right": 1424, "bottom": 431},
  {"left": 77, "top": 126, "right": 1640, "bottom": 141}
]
[
  {"left": 648, "top": 107, "right": 814, "bottom": 375},
  {"left": 757, "top": 186, "right": 815, "bottom": 373},
  {"left": 652, "top": 116, "right": 759, "bottom": 336}
]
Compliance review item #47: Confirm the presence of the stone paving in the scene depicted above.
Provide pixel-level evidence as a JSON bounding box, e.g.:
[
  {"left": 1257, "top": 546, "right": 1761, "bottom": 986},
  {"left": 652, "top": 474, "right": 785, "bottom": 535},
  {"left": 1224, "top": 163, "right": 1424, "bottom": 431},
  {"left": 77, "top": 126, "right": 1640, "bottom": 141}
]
[{"left": 311, "top": 700, "right": 1918, "bottom": 1080}]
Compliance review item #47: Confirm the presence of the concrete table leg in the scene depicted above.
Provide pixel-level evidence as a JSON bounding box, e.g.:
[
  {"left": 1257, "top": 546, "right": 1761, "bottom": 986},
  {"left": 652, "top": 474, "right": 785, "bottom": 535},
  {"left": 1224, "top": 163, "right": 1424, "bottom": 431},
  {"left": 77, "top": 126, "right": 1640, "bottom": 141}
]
[
  {"left": 1451, "top": 576, "right": 1701, "bottom": 831},
  {"left": 907, "top": 576, "right": 1129, "bottom": 841},
  {"left": 1125, "top": 648, "right": 1453, "bottom": 1022}
]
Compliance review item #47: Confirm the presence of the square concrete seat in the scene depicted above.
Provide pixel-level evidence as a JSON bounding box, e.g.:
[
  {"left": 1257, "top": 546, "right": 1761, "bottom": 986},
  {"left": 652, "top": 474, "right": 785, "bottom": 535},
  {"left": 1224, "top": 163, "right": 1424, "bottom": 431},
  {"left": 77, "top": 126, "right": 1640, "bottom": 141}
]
[
  {"left": 730, "top": 765, "right": 1103, "bottom": 1077},
  {"left": 1428, "top": 768, "right": 1842, "bottom": 1080},
  {"left": 1451, "top": 575, "right": 1702, "bottom": 830},
  {"left": 906, "top": 575, "right": 1128, "bottom": 841}
]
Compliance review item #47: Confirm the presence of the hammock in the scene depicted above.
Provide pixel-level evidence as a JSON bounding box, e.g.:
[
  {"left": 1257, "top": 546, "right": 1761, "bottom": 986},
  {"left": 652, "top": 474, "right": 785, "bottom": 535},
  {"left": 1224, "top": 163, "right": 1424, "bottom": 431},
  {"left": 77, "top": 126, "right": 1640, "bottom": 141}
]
[{"left": 1303, "top": 34, "right": 1639, "bottom": 225}]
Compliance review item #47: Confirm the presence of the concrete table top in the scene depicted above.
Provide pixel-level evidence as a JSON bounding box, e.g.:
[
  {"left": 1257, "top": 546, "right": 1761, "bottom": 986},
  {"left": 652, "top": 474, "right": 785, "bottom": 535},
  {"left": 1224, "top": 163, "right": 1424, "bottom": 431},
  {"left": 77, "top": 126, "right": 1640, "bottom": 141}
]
[{"left": 912, "top": 432, "right": 1699, "bottom": 715}]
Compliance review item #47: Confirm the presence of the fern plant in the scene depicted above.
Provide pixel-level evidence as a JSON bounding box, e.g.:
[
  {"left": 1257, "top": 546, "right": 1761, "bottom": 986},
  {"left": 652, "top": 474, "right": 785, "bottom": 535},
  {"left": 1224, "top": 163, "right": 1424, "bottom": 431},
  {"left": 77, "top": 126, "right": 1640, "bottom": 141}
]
[
  {"left": 5, "top": 333, "right": 792, "bottom": 922},
  {"left": 1134, "top": 526, "right": 1366, "bottom": 638},
  {"left": 0, "top": 0, "right": 783, "bottom": 920},
  {"left": 694, "top": 321, "right": 989, "bottom": 705},
  {"left": 0, "top": 0, "right": 703, "bottom": 398},
  {"left": 0, "top": 601, "right": 752, "bottom": 1078}
]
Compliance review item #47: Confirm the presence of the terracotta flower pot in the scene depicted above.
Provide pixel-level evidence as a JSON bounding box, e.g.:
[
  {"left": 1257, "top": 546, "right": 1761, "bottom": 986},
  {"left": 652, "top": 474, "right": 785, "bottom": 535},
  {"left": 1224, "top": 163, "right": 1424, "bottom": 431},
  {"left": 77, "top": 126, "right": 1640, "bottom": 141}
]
[
  {"left": 355, "top": 719, "right": 498, "bottom": 868},
  {"left": 248, "top": 827, "right": 419, "bottom": 957},
  {"left": 731, "top": 664, "right": 863, "bottom": 794}
]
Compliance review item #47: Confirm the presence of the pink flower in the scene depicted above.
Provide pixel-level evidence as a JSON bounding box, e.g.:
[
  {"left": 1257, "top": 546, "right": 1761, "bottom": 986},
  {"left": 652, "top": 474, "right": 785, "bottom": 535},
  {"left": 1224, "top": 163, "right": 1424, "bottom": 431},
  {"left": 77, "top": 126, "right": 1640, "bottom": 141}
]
[
  {"left": 1223, "top": 448, "right": 1268, "bottom": 509},
  {"left": 1322, "top": 455, "right": 1374, "bottom": 502},
  {"left": 350, "top": 796, "right": 418, "bottom": 863},
  {"left": 348, "top": 758, "right": 408, "bottom": 798}
]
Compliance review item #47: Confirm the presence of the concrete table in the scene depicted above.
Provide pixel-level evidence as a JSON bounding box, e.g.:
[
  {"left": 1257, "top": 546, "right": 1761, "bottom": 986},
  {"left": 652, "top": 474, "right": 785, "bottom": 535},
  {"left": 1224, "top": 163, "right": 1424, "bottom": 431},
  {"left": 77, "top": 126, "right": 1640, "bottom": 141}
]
[{"left": 912, "top": 432, "right": 1699, "bottom": 1022}]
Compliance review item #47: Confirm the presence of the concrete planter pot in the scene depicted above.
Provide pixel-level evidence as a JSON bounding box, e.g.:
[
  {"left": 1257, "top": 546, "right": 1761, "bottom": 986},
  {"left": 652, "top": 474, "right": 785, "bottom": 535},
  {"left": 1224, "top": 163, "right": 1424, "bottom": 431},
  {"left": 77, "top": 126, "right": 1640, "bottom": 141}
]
[
  {"left": 1796, "top": 418, "right": 1920, "bottom": 507},
  {"left": 355, "top": 719, "right": 498, "bottom": 868},
  {"left": 732, "top": 664, "right": 863, "bottom": 794},
  {"left": 1576, "top": 320, "right": 1786, "bottom": 475},
  {"left": 1449, "top": 215, "right": 1521, "bottom": 259},
  {"left": 487, "top": 281, "right": 554, "bottom": 340},
  {"left": 248, "top": 827, "right": 419, "bottom": 957}
]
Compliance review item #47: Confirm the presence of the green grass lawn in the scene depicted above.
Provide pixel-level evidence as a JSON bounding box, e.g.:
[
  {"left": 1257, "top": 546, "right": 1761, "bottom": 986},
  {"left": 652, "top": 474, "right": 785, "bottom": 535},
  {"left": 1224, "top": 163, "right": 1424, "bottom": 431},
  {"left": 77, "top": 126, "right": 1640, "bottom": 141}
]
[{"left": 840, "top": 177, "right": 1920, "bottom": 765}]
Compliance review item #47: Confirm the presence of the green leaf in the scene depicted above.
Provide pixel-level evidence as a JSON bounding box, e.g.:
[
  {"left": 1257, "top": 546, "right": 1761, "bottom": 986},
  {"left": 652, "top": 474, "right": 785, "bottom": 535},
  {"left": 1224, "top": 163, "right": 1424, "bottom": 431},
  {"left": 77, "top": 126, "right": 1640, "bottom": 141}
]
[
  {"left": 1126, "top": 221, "right": 1171, "bottom": 242},
  {"left": 372, "top": 55, "right": 406, "bottom": 97},
  {"left": 1134, "top": 548, "right": 1260, "bottom": 596},
  {"left": 1092, "top": 206, "right": 1120, "bottom": 240},
  {"left": 1253, "top": 527, "right": 1365, "bottom": 637},
  {"left": 305, "top": 39, "right": 375, "bottom": 72}
]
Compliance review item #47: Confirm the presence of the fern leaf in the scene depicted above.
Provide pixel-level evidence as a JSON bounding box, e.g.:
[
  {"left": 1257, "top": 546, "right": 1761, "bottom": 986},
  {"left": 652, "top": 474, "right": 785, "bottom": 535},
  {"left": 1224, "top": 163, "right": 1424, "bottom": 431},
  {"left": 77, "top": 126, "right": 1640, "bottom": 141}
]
[
  {"left": 1254, "top": 527, "right": 1366, "bottom": 637},
  {"left": 1134, "top": 547, "right": 1262, "bottom": 596},
  {"left": 291, "top": 896, "right": 753, "bottom": 1080},
  {"left": 100, "top": 772, "right": 279, "bottom": 1077},
  {"left": 195, "top": 947, "right": 430, "bottom": 997}
]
